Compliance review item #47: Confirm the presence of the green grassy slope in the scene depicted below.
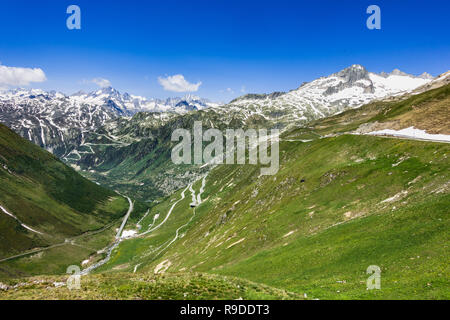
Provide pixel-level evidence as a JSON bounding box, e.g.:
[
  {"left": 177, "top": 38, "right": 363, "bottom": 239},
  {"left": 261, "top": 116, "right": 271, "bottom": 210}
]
[
  {"left": 0, "top": 123, "right": 130, "bottom": 277},
  {"left": 98, "top": 135, "right": 449, "bottom": 299},
  {"left": 0, "top": 272, "right": 302, "bottom": 300},
  {"left": 89, "top": 85, "right": 450, "bottom": 300},
  {"left": 2, "top": 85, "right": 448, "bottom": 299}
]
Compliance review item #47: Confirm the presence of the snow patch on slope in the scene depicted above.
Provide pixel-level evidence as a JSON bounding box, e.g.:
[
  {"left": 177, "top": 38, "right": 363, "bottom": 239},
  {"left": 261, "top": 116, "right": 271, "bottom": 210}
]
[
  {"left": 0, "top": 204, "right": 44, "bottom": 235},
  {"left": 367, "top": 127, "right": 450, "bottom": 143}
]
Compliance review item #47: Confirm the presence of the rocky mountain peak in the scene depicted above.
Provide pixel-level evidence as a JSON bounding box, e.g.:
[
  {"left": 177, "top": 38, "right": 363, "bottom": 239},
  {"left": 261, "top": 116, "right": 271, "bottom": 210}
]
[
  {"left": 390, "top": 68, "right": 409, "bottom": 77},
  {"left": 334, "top": 64, "right": 370, "bottom": 83},
  {"left": 418, "top": 72, "right": 434, "bottom": 80}
]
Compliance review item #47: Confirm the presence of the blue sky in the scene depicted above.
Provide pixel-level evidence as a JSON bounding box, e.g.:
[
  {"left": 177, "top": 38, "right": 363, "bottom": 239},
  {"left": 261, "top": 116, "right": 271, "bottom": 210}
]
[{"left": 0, "top": 0, "right": 449, "bottom": 102}]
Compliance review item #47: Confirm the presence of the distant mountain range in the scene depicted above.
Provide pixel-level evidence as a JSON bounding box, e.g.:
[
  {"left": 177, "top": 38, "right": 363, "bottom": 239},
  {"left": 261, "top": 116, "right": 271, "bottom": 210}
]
[
  {"left": 70, "top": 88, "right": 220, "bottom": 114},
  {"left": 224, "top": 65, "right": 434, "bottom": 124},
  {"left": 0, "top": 87, "right": 218, "bottom": 155},
  {"left": 0, "top": 65, "right": 436, "bottom": 155},
  {"left": 1, "top": 87, "right": 219, "bottom": 115},
  {"left": 57, "top": 66, "right": 450, "bottom": 200},
  {"left": 0, "top": 64, "right": 444, "bottom": 199}
]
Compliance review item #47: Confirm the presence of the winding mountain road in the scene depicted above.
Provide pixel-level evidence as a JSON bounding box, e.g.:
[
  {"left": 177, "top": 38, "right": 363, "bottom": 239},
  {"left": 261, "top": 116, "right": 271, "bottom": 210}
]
[
  {"left": 146, "top": 174, "right": 208, "bottom": 260},
  {"left": 116, "top": 196, "right": 134, "bottom": 239},
  {"left": 81, "top": 196, "right": 134, "bottom": 274},
  {"left": 132, "top": 174, "right": 209, "bottom": 272},
  {"left": 0, "top": 196, "right": 133, "bottom": 264},
  {"left": 139, "top": 184, "right": 190, "bottom": 236}
]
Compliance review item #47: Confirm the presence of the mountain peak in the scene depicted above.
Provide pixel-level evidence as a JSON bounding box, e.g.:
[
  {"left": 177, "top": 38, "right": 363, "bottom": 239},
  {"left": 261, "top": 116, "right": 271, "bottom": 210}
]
[
  {"left": 335, "top": 64, "right": 368, "bottom": 74},
  {"left": 333, "top": 64, "right": 369, "bottom": 83},
  {"left": 390, "top": 68, "right": 410, "bottom": 77},
  {"left": 350, "top": 64, "right": 366, "bottom": 70},
  {"left": 182, "top": 93, "right": 200, "bottom": 100},
  {"left": 418, "top": 72, "right": 434, "bottom": 80},
  {"left": 96, "top": 86, "right": 120, "bottom": 96}
]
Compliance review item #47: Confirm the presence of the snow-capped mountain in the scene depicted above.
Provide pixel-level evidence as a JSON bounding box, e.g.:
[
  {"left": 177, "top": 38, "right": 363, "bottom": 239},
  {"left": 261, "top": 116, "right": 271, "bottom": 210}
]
[
  {"left": 0, "top": 87, "right": 219, "bottom": 154},
  {"left": 70, "top": 88, "right": 219, "bottom": 114},
  {"left": 0, "top": 64, "right": 438, "bottom": 156},
  {"left": 221, "top": 65, "right": 433, "bottom": 125}
]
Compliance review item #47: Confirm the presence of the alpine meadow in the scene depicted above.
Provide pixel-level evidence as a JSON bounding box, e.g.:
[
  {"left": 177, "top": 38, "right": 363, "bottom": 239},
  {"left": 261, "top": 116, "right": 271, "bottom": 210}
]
[{"left": 0, "top": 0, "right": 448, "bottom": 308}]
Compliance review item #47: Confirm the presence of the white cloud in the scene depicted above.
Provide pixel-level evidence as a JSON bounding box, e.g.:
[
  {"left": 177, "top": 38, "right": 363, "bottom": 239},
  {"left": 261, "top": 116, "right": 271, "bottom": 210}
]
[
  {"left": 240, "top": 85, "right": 246, "bottom": 93},
  {"left": 0, "top": 65, "right": 46, "bottom": 86},
  {"left": 91, "top": 77, "right": 111, "bottom": 88},
  {"left": 158, "top": 74, "right": 201, "bottom": 92}
]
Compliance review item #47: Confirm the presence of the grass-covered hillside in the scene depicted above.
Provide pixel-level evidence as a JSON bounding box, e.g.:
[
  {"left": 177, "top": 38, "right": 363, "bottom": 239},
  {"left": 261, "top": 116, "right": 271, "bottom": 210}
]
[
  {"left": 0, "top": 272, "right": 302, "bottom": 300},
  {"left": 1, "top": 84, "right": 448, "bottom": 299},
  {"left": 91, "top": 134, "right": 448, "bottom": 300},
  {"left": 79, "top": 85, "right": 449, "bottom": 300},
  {"left": 0, "top": 123, "right": 131, "bottom": 278}
]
